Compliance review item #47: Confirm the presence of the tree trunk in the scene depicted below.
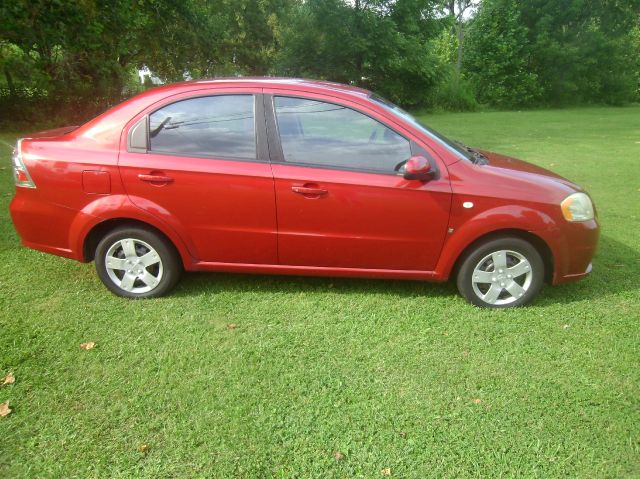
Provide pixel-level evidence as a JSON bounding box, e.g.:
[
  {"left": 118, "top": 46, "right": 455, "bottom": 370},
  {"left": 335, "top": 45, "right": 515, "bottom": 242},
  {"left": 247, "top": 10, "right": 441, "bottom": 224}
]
[
  {"left": 456, "top": 20, "right": 464, "bottom": 74},
  {"left": 353, "top": 0, "right": 365, "bottom": 85},
  {"left": 4, "top": 66, "right": 15, "bottom": 96}
]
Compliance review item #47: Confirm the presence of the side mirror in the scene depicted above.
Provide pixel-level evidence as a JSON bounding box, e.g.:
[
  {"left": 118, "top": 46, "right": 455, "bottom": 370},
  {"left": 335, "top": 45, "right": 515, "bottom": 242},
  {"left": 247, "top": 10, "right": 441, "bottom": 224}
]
[{"left": 403, "top": 155, "right": 434, "bottom": 181}]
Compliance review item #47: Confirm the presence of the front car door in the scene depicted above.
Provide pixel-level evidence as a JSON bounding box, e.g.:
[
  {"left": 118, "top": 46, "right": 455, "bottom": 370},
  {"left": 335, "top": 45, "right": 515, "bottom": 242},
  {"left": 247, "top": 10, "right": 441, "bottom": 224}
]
[
  {"left": 264, "top": 91, "right": 452, "bottom": 272},
  {"left": 118, "top": 90, "right": 278, "bottom": 264}
]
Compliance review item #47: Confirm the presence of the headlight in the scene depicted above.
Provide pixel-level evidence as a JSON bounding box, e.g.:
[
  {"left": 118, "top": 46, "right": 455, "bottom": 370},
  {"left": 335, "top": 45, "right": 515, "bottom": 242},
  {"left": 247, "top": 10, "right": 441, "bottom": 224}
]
[{"left": 561, "top": 192, "right": 594, "bottom": 222}]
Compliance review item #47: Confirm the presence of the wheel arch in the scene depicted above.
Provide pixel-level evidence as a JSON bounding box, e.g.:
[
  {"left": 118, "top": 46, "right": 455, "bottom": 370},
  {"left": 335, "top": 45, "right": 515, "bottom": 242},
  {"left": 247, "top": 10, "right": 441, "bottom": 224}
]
[
  {"left": 82, "top": 217, "right": 191, "bottom": 267},
  {"left": 450, "top": 229, "right": 554, "bottom": 284}
]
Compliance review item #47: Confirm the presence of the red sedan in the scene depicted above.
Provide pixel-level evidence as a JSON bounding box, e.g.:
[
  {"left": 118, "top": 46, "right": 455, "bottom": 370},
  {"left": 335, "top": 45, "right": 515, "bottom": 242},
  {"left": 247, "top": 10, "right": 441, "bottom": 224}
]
[{"left": 9, "top": 78, "right": 599, "bottom": 307}]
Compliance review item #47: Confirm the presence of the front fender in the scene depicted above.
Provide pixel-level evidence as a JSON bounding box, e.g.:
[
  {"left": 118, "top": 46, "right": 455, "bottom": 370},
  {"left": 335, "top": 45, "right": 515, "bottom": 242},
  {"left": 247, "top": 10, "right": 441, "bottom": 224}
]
[{"left": 434, "top": 204, "right": 560, "bottom": 280}]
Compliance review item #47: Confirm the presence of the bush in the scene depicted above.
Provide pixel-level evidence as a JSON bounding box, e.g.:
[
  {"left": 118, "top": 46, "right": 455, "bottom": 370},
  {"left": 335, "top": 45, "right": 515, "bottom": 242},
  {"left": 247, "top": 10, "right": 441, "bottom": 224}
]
[
  {"left": 430, "top": 69, "right": 478, "bottom": 111},
  {"left": 0, "top": 88, "right": 121, "bottom": 129}
]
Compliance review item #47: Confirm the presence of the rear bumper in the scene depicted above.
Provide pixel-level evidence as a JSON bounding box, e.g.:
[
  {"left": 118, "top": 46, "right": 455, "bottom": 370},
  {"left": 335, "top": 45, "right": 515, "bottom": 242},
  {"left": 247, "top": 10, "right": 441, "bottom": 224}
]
[{"left": 9, "top": 193, "right": 80, "bottom": 260}]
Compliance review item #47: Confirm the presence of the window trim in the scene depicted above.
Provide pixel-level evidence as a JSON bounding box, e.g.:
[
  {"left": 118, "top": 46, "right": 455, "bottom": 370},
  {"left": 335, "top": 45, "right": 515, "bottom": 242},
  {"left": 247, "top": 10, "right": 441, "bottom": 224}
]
[
  {"left": 127, "top": 115, "right": 149, "bottom": 152},
  {"left": 126, "top": 93, "right": 268, "bottom": 164},
  {"left": 266, "top": 94, "right": 434, "bottom": 177}
]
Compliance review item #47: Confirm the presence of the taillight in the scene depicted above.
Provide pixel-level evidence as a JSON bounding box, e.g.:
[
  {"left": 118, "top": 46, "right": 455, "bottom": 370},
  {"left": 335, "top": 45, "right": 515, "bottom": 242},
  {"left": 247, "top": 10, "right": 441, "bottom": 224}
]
[{"left": 11, "top": 139, "right": 36, "bottom": 188}]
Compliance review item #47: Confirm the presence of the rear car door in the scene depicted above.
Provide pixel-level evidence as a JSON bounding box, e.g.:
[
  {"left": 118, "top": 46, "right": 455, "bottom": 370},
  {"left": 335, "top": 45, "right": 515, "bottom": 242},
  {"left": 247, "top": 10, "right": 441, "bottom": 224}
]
[
  {"left": 118, "top": 90, "right": 277, "bottom": 264},
  {"left": 265, "top": 92, "right": 452, "bottom": 271}
]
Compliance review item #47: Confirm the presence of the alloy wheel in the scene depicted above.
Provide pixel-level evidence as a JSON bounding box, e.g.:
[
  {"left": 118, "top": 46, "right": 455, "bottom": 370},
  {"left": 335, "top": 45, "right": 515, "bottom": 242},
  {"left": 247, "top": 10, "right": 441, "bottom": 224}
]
[
  {"left": 471, "top": 249, "right": 533, "bottom": 306},
  {"left": 104, "top": 238, "right": 163, "bottom": 294}
]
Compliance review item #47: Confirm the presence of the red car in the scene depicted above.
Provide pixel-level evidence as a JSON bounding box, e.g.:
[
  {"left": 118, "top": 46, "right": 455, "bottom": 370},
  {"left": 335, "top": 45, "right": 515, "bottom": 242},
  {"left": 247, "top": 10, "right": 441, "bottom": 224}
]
[{"left": 9, "top": 78, "right": 599, "bottom": 307}]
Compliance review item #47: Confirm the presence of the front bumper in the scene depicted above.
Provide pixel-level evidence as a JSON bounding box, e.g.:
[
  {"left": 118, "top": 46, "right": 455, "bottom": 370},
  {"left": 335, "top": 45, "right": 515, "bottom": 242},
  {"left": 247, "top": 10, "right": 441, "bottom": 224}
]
[{"left": 550, "top": 219, "right": 599, "bottom": 285}]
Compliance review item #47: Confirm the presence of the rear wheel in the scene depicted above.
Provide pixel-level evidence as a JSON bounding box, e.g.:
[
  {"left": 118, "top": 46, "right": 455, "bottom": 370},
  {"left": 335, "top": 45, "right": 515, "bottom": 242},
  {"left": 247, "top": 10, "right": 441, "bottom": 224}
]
[
  {"left": 456, "top": 237, "right": 544, "bottom": 308},
  {"left": 95, "top": 226, "right": 181, "bottom": 298}
]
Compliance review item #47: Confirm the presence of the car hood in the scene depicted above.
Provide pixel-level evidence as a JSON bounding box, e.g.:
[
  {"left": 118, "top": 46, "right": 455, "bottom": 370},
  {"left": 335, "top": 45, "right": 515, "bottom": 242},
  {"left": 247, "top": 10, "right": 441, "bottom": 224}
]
[{"left": 479, "top": 150, "right": 582, "bottom": 192}]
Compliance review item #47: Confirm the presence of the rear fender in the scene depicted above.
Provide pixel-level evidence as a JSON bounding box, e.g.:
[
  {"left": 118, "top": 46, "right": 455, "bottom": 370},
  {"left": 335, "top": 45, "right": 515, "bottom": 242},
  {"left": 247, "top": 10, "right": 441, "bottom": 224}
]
[{"left": 68, "top": 194, "right": 197, "bottom": 267}]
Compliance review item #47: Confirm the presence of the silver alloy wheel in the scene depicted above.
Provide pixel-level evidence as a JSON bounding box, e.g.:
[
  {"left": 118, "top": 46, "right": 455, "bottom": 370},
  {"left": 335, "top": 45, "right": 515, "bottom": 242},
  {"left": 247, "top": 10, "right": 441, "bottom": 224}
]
[
  {"left": 104, "top": 238, "right": 163, "bottom": 294},
  {"left": 471, "top": 249, "right": 533, "bottom": 306}
]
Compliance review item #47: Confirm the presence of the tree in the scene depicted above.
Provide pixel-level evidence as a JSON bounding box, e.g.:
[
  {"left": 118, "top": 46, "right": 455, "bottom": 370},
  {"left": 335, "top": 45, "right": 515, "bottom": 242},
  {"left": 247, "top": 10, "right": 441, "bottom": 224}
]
[
  {"left": 464, "top": 0, "right": 541, "bottom": 107},
  {"left": 0, "top": 0, "right": 294, "bottom": 122},
  {"left": 631, "top": 23, "right": 640, "bottom": 101},
  {"left": 518, "top": 0, "right": 640, "bottom": 105},
  {"left": 275, "top": 0, "right": 444, "bottom": 107},
  {"left": 438, "top": 0, "right": 479, "bottom": 74}
]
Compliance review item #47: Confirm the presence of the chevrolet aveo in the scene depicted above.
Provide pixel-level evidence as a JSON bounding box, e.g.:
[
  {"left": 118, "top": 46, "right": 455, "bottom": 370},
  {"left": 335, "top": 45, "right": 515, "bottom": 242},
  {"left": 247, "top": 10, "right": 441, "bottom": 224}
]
[{"left": 9, "top": 78, "right": 599, "bottom": 307}]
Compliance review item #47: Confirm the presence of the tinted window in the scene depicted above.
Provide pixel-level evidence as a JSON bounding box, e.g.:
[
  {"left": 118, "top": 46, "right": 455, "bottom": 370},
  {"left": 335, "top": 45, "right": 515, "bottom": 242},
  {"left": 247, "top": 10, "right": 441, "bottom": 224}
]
[
  {"left": 274, "top": 96, "right": 411, "bottom": 173},
  {"left": 149, "top": 95, "right": 255, "bottom": 160},
  {"left": 370, "top": 93, "right": 473, "bottom": 162}
]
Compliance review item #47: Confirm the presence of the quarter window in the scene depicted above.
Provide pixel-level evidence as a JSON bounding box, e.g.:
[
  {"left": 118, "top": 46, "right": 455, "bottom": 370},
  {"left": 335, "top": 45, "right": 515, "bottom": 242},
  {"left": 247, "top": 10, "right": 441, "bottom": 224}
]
[
  {"left": 274, "top": 96, "right": 411, "bottom": 173},
  {"left": 149, "top": 95, "right": 256, "bottom": 160}
]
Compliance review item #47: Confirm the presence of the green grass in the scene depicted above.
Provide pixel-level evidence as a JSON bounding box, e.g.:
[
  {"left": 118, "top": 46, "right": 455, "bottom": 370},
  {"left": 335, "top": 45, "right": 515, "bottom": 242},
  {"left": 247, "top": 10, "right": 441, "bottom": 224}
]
[{"left": 1, "top": 106, "right": 639, "bottom": 478}]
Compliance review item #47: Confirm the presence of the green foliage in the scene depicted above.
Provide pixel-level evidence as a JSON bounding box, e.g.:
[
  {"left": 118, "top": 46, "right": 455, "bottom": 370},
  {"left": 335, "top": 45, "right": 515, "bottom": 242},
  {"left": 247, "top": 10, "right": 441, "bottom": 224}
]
[
  {"left": 0, "top": 0, "right": 639, "bottom": 120},
  {"left": 629, "top": 23, "right": 640, "bottom": 101},
  {"left": 430, "top": 67, "right": 478, "bottom": 111},
  {"left": 275, "top": 0, "right": 444, "bottom": 108},
  {"left": 464, "top": 0, "right": 541, "bottom": 108},
  {"left": 0, "top": 0, "right": 292, "bottom": 123},
  {"left": 518, "top": 0, "right": 640, "bottom": 106},
  {"left": 432, "top": 27, "right": 458, "bottom": 65}
]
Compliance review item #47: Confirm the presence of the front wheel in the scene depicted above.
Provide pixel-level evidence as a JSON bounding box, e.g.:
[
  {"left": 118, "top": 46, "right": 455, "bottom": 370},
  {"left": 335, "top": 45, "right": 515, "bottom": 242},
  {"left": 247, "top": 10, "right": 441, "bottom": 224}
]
[
  {"left": 456, "top": 237, "right": 545, "bottom": 308},
  {"left": 95, "top": 226, "right": 182, "bottom": 298}
]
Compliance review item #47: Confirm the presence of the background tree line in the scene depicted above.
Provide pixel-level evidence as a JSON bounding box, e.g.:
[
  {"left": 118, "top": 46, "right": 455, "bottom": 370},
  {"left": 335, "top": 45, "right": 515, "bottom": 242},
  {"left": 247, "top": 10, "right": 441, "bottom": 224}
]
[{"left": 1, "top": 0, "right": 639, "bottom": 124}]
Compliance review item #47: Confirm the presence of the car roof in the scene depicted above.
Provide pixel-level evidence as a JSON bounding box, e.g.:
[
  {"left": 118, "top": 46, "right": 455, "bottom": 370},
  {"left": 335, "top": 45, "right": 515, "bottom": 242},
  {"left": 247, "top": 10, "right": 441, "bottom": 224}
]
[
  {"left": 72, "top": 77, "right": 375, "bottom": 145},
  {"left": 153, "top": 77, "right": 372, "bottom": 100}
]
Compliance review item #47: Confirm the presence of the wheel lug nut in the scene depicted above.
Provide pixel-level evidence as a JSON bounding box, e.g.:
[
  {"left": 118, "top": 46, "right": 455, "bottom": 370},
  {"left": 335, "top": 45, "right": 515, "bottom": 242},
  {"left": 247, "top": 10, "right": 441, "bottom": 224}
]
[
  {"left": 500, "top": 282, "right": 505, "bottom": 287},
  {"left": 491, "top": 277, "right": 496, "bottom": 282}
]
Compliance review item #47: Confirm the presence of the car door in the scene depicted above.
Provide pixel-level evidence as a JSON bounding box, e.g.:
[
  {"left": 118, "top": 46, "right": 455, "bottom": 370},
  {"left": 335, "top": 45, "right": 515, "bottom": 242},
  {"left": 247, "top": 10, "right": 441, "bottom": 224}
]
[
  {"left": 118, "top": 91, "right": 278, "bottom": 264},
  {"left": 265, "top": 92, "right": 452, "bottom": 271}
]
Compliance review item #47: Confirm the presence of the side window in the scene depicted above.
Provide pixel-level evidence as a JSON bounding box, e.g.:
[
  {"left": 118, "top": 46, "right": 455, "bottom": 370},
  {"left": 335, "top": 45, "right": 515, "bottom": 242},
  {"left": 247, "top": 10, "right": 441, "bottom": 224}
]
[
  {"left": 273, "top": 96, "right": 411, "bottom": 173},
  {"left": 149, "top": 95, "right": 256, "bottom": 160}
]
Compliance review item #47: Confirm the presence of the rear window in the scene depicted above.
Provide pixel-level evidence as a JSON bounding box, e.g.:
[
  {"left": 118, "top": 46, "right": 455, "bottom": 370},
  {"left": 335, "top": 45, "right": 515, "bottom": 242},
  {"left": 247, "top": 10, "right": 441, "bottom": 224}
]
[{"left": 149, "top": 95, "right": 256, "bottom": 160}]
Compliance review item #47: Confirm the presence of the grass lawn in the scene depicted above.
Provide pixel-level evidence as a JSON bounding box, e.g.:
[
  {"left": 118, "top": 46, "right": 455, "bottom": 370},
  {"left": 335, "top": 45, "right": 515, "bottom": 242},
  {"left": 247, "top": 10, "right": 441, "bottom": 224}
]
[{"left": 1, "top": 106, "right": 639, "bottom": 478}]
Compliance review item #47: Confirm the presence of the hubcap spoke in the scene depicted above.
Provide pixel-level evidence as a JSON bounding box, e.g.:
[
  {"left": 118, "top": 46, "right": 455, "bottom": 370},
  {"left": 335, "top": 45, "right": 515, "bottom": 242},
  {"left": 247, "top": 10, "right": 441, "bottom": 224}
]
[
  {"left": 105, "top": 257, "right": 127, "bottom": 271},
  {"left": 139, "top": 251, "right": 160, "bottom": 267},
  {"left": 120, "top": 273, "right": 136, "bottom": 291},
  {"left": 505, "top": 280, "right": 525, "bottom": 298},
  {"left": 472, "top": 270, "right": 494, "bottom": 283},
  {"left": 491, "top": 252, "right": 507, "bottom": 270},
  {"left": 121, "top": 239, "right": 137, "bottom": 258},
  {"left": 482, "top": 284, "right": 502, "bottom": 304},
  {"left": 507, "top": 260, "right": 530, "bottom": 278},
  {"left": 138, "top": 270, "right": 159, "bottom": 288}
]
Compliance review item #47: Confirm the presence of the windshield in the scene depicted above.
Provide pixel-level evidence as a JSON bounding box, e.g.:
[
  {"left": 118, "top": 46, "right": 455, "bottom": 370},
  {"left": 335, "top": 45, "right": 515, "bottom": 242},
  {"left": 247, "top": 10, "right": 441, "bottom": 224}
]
[{"left": 370, "top": 94, "right": 474, "bottom": 162}]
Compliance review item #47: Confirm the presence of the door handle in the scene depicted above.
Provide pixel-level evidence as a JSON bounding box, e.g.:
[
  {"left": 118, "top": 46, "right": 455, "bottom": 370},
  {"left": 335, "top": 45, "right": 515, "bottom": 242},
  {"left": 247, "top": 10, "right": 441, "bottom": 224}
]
[
  {"left": 291, "top": 185, "right": 328, "bottom": 197},
  {"left": 138, "top": 173, "right": 174, "bottom": 185}
]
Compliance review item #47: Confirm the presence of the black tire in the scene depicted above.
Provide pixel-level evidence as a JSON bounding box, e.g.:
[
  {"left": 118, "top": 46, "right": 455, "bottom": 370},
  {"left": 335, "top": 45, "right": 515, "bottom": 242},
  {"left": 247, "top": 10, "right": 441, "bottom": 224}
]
[
  {"left": 456, "top": 236, "right": 545, "bottom": 308},
  {"left": 94, "top": 226, "right": 182, "bottom": 298}
]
